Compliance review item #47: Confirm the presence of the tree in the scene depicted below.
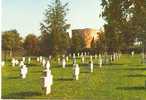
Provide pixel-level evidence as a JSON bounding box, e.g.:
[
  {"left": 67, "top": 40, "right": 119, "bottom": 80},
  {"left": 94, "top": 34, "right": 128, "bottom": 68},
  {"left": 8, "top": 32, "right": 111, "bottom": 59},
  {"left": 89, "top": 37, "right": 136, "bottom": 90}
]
[
  {"left": 101, "top": 0, "right": 125, "bottom": 53},
  {"left": 23, "top": 34, "right": 39, "bottom": 56},
  {"left": 129, "top": 0, "right": 146, "bottom": 52},
  {"left": 2, "top": 29, "right": 22, "bottom": 57},
  {"left": 92, "top": 32, "right": 106, "bottom": 54},
  {"left": 101, "top": 0, "right": 141, "bottom": 53},
  {"left": 40, "top": 0, "right": 70, "bottom": 56},
  {"left": 71, "top": 32, "right": 85, "bottom": 53}
]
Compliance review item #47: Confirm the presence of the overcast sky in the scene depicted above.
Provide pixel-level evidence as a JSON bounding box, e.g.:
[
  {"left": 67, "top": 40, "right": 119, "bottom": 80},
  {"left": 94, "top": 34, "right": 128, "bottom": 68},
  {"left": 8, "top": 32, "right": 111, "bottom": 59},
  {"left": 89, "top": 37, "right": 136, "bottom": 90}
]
[{"left": 2, "top": 0, "right": 105, "bottom": 37}]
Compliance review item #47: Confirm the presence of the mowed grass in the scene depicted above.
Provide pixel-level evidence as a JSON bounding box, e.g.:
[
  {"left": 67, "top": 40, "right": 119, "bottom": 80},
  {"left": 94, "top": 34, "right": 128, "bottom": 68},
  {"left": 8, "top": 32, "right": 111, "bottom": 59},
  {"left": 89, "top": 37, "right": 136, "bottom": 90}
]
[{"left": 2, "top": 54, "right": 146, "bottom": 99}]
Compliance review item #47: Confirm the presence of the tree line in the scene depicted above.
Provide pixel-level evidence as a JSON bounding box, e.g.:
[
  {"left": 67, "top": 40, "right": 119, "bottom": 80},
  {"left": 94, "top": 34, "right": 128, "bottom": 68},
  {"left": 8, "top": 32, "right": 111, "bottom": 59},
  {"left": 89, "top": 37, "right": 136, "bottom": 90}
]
[{"left": 2, "top": 0, "right": 146, "bottom": 58}]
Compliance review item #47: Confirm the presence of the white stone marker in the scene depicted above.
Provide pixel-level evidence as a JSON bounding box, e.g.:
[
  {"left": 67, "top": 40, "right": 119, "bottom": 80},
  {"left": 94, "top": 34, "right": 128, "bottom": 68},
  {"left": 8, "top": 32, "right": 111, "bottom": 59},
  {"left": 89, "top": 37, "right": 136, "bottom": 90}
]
[
  {"left": 37, "top": 57, "right": 40, "bottom": 62},
  {"left": 15, "top": 60, "right": 19, "bottom": 65},
  {"left": 58, "top": 57, "right": 61, "bottom": 65},
  {"left": 1, "top": 61, "right": 5, "bottom": 67},
  {"left": 66, "top": 56, "right": 69, "bottom": 62},
  {"left": 113, "top": 53, "right": 116, "bottom": 61},
  {"left": 42, "top": 69, "right": 53, "bottom": 95},
  {"left": 73, "top": 64, "right": 80, "bottom": 80},
  {"left": 81, "top": 56, "right": 85, "bottom": 63},
  {"left": 89, "top": 61, "right": 93, "bottom": 72},
  {"left": 62, "top": 58, "right": 66, "bottom": 68},
  {"left": 42, "top": 59, "right": 46, "bottom": 67},
  {"left": 77, "top": 53, "right": 80, "bottom": 57},
  {"left": 90, "top": 55, "right": 93, "bottom": 62},
  {"left": 40, "top": 56, "right": 43, "bottom": 63},
  {"left": 46, "top": 60, "right": 50, "bottom": 70},
  {"left": 73, "top": 53, "right": 76, "bottom": 59},
  {"left": 99, "top": 57, "right": 102, "bottom": 68},
  {"left": 28, "top": 57, "right": 31, "bottom": 63},
  {"left": 19, "top": 61, "right": 24, "bottom": 67},
  {"left": 22, "top": 57, "right": 25, "bottom": 62},
  {"left": 131, "top": 51, "right": 134, "bottom": 56},
  {"left": 12, "top": 58, "right": 16, "bottom": 67},
  {"left": 94, "top": 54, "right": 97, "bottom": 59},
  {"left": 49, "top": 56, "right": 52, "bottom": 60},
  {"left": 20, "top": 65, "right": 28, "bottom": 79},
  {"left": 84, "top": 52, "right": 87, "bottom": 56}
]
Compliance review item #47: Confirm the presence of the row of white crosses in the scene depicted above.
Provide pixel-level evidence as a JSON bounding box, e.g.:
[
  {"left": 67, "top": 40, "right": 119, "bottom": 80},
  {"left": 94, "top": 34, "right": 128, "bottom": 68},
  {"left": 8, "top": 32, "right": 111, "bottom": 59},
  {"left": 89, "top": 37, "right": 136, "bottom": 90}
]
[
  {"left": 37, "top": 56, "right": 53, "bottom": 95},
  {"left": 10, "top": 57, "right": 29, "bottom": 79},
  {"left": 110, "top": 52, "right": 121, "bottom": 62},
  {"left": 20, "top": 57, "right": 29, "bottom": 79}
]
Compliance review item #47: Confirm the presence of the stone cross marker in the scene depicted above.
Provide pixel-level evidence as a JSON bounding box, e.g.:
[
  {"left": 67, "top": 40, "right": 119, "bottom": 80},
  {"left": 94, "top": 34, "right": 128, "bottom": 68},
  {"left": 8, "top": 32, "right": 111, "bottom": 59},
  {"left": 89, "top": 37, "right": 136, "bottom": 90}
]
[
  {"left": 73, "top": 64, "right": 80, "bottom": 80},
  {"left": 20, "top": 65, "right": 28, "bottom": 79},
  {"left": 46, "top": 60, "right": 50, "bottom": 70},
  {"left": 12, "top": 58, "right": 16, "bottom": 67},
  {"left": 81, "top": 56, "right": 85, "bottom": 63},
  {"left": 58, "top": 57, "right": 61, "bottom": 65},
  {"left": 131, "top": 51, "right": 134, "bottom": 56},
  {"left": 89, "top": 61, "right": 93, "bottom": 72},
  {"left": 28, "top": 57, "right": 31, "bottom": 64},
  {"left": 42, "top": 69, "right": 53, "bottom": 95},
  {"left": 42, "top": 59, "right": 46, "bottom": 67},
  {"left": 22, "top": 57, "right": 25, "bottom": 62},
  {"left": 99, "top": 55, "right": 102, "bottom": 68},
  {"left": 19, "top": 61, "right": 24, "bottom": 67},
  {"left": 62, "top": 58, "right": 66, "bottom": 68},
  {"left": 37, "top": 57, "right": 40, "bottom": 62},
  {"left": 40, "top": 56, "right": 43, "bottom": 63}
]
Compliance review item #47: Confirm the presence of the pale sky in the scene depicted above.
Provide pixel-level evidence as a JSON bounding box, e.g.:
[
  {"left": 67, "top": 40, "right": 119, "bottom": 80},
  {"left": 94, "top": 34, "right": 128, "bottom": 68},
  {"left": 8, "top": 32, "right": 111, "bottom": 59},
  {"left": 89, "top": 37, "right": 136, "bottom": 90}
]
[{"left": 2, "top": 0, "right": 105, "bottom": 37}]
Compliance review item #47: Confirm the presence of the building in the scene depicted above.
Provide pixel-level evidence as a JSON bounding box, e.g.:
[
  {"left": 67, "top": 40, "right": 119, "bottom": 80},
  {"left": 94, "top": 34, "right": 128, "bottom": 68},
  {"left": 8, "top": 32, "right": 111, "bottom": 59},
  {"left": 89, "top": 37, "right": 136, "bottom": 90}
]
[{"left": 72, "top": 28, "right": 100, "bottom": 48}]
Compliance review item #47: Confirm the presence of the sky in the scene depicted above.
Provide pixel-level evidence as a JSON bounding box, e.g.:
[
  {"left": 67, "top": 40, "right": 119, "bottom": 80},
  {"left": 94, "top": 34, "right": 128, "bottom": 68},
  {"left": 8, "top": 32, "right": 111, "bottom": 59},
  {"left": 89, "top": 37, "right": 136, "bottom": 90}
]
[{"left": 2, "top": 0, "right": 105, "bottom": 37}]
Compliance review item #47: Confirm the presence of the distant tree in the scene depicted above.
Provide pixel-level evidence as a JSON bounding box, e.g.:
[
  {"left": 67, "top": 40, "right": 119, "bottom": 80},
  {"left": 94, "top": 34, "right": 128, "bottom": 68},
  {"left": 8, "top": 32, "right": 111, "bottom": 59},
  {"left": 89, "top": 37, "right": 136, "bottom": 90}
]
[
  {"left": 40, "top": 0, "right": 70, "bottom": 56},
  {"left": 23, "top": 34, "right": 39, "bottom": 56},
  {"left": 93, "top": 32, "right": 106, "bottom": 54},
  {"left": 2, "top": 29, "right": 22, "bottom": 57},
  {"left": 71, "top": 32, "right": 85, "bottom": 53}
]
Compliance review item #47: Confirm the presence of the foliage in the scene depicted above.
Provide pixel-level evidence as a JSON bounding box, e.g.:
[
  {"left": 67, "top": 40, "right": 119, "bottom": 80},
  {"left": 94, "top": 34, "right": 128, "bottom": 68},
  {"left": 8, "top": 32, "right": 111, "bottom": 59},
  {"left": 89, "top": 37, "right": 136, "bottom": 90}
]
[
  {"left": 2, "top": 29, "right": 22, "bottom": 57},
  {"left": 71, "top": 31, "right": 85, "bottom": 53},
  {"left": 23, "top": 34, "right": 40, "bottom": 56},
  {"left": 40, "top": 0, "right": 70, "bottom": 56}
]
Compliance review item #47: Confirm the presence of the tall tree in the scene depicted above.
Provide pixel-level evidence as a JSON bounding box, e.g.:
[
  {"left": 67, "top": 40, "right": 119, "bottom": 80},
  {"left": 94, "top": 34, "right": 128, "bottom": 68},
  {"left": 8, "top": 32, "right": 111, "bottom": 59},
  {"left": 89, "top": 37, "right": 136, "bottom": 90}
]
[
  {"left": 40, "top": 0, "right": 70, "bottom": 56},
  {"left": 2, "top": 29, "right": 22, "bottom": 57},
  {"left": 23, "top": 34, "right": 39, "bottom": 56},
  {"left": 101, "top": 0, "right": 124, "bottom": 53},
  {"left": 101, "top": 0, "right": 142, "bottom": 53},
  {"left": 130, "top": 0, "right": 146, "bottom": 51}
]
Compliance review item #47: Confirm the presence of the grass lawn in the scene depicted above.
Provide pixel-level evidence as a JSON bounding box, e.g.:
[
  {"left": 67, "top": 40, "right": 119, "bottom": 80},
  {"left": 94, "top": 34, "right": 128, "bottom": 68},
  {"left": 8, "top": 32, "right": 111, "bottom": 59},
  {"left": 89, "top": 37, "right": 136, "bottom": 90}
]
[{"left": 2, "top": 54, "right": 146, "bottom": 99}]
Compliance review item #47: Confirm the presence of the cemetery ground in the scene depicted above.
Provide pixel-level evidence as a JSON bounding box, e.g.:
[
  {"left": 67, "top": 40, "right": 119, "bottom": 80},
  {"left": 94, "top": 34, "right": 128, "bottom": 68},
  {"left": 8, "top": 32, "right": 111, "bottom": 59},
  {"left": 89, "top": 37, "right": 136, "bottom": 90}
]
[{"left": 2, "top": 54, "right": 146, "bottom": 100}]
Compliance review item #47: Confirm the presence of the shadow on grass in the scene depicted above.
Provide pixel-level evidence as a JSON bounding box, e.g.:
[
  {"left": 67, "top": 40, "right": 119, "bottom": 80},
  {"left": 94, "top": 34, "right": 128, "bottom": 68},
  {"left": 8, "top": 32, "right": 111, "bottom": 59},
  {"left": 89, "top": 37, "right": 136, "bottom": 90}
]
[
  {"left": 2, "top": 91, "right": 42, "bottom": 99},
  {"left": 27, "top": 63, "right": 39, "bottom": 67},
  {"left": 116, "top": 86, "right": 146, "bottom": 91},
  {"left": 80, "top": 71, "right": 90, "bottom": 74},
  {"left": 7, "top": 76, "right": 20, "bottom": 79},
  {"left": 55, "top": 77, "right": 73, "bottom": 81},
  {"left": 105, "top": 67, "right": 146, "bottom": 71},
  {"left": 124, "top": 74, "right": 146, "bottom": 77}
]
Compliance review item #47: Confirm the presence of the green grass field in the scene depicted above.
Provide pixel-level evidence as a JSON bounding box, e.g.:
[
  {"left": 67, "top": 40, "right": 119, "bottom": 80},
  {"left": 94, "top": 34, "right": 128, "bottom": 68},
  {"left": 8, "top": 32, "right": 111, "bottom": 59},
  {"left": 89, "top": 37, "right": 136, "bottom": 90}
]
[{"left": 2, "top": 55, "right": 146, "bottom": 99}]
